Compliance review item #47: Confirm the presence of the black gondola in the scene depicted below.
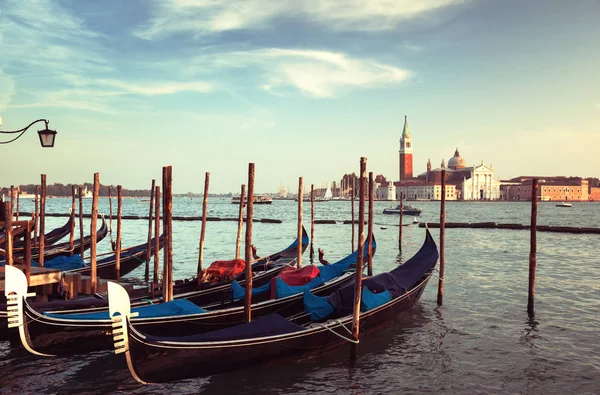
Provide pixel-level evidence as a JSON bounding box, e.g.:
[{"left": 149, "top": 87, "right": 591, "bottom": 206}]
[
  {"left": 1, "top": 229, "right": 310, "bottom": 349},
  {"left": 7, "top": 216, "right": 73, "bottom": 249},
  {"left": 108, "top": 229, "right": 438, "bottom": 383}
]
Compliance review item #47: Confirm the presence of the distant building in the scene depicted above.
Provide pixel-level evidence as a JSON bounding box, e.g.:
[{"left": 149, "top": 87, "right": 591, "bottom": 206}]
[
  {"left": 500, "top": 176, "right": 589, "bottom": 201},
  {"left": 399, "top": 116, "right": 413, "bottom": 182}
]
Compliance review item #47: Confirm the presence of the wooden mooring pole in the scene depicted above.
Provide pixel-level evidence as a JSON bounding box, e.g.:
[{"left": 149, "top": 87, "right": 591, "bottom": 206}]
[
  {"left": 69, "top": 186, "right": 76, "bottom": 255},
  {"left": 152, "top": 185, "right": 160, "bottom": 298},
  {"left": 235, "top": 185, "right": 246, "bottom": 259},
  {"left": 145, "top": 180, "right": 156, "bottom": 283},
  {"left": 399, "top": 192, "right": 403, "bottom": 251},
  {"left": 310, "top": 184, "right": 315, "bottom": 262},
  {"left": 15, "top": 187, "right": 20, "bottom": 221},
  {"left": 351, "top": 178, "right": 355, "bottom": 251},
  {"left": 437, "top": 170, "right": 446, "bottom": 306},
  {"left": 297, "top": 177, "right": 303, "bottom": 269},
  {"left": 90, "top": 173, "right": 100, "bottom": 294},
  {"left": 4, "top": 202, "right": 13, "bottom": 266},
  {"left": 78, "top": 185, "right": 84, "bottom": 258},
  {"left": 115, "top": 185, "right": 123, "bottom": 282},
  {"left": 351, "top": 157, "right": 367, "bottom": 342},
  {"left": 34, "top": 185, "right": 39, "bottom": 247},
  {"left": 528, "top": 178, "right": 538, "bottom": 316},
  {"left": 108, "top": 186, "right": 113, "bottom": 237},
  {"left": 367, "top": 172, "right": 374, "bottom": 276},
  {"left": 25, "top": 220, "right": 31, "bottom": 284},
  {"left": 39, "top": 175, "right": 46, "bottom": 267},
  {"left": 10, "top": 185, "right": 14, "bottom": 220},
  {"left": 244, "top": 163, "right": 255, "bottom": 322},
  {"left": 197, "top": 172, "right": 210, "bottom": 288},
  {"left": 162, "top": 166, "right": 174, "bottom": 302}
]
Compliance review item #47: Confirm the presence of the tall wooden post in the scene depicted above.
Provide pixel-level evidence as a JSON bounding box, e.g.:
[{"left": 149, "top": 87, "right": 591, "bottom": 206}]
[
  {"left": 197, "top": 172, "right": 210, "bottom": 288},
  {"left": 108, "top": 186, "right": 113, "bottom": 237},
  {"left": 15, "top": 187, "right": 20, "bottom": 221},
  {"left": 4, "top": 202, "right": 13, "bottom": 266},
  {"left": 115, "top": 185, "right": 123, "bottom": 282},
  {"left": 351, "top": 157, "right": 367, "bottom": 341},
  {"left": 25, "top": 221, "right": 32, "bottom": 284},
  {"left": 399, "top": 192, "right": 403, "bottom": 251},
  {"left": 34, "top": 185, "right": 39, "bottom": 247},
  {"left": 351, "top": 178, "right": 355, "bottom": 251},
  {"left": 244, "top": 163, "right": 255, "bottom": 322},
  {"left": 528, "top": 178, "right": 539, "bottom": 316},
  {"left": 39, "top": 175, "right": 46, "bottom": 267},
  {"left": 145, "top": 180, "right": 156, "bottom": 282},
  {"left": 162, "top": 166, "right": 173, "bottom": 302},
  {"left": 437, "top": 170, "right": 446, "bottom": 305},
  {"left": 297, "top": 177, "right": 303, "bottom": 268},
  {"left": 10, "top": 185, "right": 14, "bottom": 219},
  {"left": 90, "top": 173, "right": 100, "bottom": 294},
  {"left": 310, "top": 184, "right": 315, "bottom": 262},
  {"left": 78, "top": 185, "right": 84, "bottom": 258},
  {"left": 367, "top": 172, "right": 374, "bottom": 276},
  {"left": 235, "top": 185, "right": 246, "bottom": 259},
  {"left": 69, "top": 185, "right": 76, "bottom": 255},
  {"left": 152, "top": 185, "right": 160, "bottom": 297}
]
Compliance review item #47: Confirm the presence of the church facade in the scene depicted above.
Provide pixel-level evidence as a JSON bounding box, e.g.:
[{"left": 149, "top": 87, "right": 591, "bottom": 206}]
[{"left": 387, "top": 117, "right": 501, "bottom": 201}]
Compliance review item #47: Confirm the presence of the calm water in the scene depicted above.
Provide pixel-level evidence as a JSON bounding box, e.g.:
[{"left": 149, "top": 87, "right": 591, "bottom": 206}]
[{"left": 1, "top": 198, "right": 599, "bottom": 394}]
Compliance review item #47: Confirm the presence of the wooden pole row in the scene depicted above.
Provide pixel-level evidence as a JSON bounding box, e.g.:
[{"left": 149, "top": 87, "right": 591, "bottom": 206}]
[
  {"left": 145, "top": 180, "right": 156, "bottom": 283},
  {"left": 90, "top": 173, "right": 100, "bottom": 294},
  {"left": 162, "top": 166, "right": 174, "bottom": 302},
  {"left": 198, "top": 172, "right": 210, "bottom": 288},
  {"left": 437, "top": 170, "right": 446, "bottom": 305},
  {"left": 39, "top": 174, "right": 46, "bottom": 267},
  {"left": 297, "top": 177, "right": 303, "bottom": 269},
  {"left": 351, "top": 157, "right": 367, "bottom": 341},
  {"left": 69, "top": 186, "right": 76, "bottom": 255},
  {"left": 244, "top": 163, "right": 255, "bottom": 322}
]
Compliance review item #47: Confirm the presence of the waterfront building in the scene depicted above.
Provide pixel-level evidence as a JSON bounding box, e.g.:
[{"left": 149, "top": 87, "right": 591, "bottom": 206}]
[{"left": 500, "top": 176, "right": 590, "bottom": 201}]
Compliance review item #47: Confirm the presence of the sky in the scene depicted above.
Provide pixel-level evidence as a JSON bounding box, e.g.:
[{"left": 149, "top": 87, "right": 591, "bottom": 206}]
[{"left": 0, "top": 0, "right": 599, "bottom": 193}]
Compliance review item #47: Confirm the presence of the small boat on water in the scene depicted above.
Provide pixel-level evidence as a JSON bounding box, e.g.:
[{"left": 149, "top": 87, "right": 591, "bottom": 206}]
[
  {"left": 556, "top": 202, "right": 572, "bottom": 208},
  {"left": 232, "top": 195, "right": 272, "bottom": 205},
  {"left": 382, "top": 204, "right": 422, "bottom": 216}
]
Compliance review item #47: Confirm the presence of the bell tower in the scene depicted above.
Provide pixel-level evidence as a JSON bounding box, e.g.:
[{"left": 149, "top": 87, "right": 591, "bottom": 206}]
[{"left": 399, "top": 115, "right": 413, "bottom": 181}]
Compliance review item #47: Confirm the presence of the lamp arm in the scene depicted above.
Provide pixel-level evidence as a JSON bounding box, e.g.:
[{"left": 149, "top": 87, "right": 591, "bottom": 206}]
[{"left": 0, "top": 119, "right": 49, "bottom": 134}]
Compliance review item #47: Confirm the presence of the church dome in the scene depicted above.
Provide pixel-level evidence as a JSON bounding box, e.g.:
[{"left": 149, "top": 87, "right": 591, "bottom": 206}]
[{"left": 448, "top": 148, "right": 466, "bottom": 170}]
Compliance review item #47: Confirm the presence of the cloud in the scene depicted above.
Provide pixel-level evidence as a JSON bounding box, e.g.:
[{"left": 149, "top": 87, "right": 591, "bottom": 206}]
[
  {"left": 97, "top": 80, "right": 213, "bottom": 95},
  {"left": 191, "top": 48, "right": 410, "bottom": 97},
  {"left": 135, "top": 0, "right": 468, "bottom": 39},
  {"left": 0, "top": 71, "right": 16, "bottom": 111}
]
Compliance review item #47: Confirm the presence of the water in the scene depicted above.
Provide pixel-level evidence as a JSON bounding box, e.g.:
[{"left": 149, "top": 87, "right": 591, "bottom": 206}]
[{"left": 1, "top": 199, "right": 599, "bottom": 394}]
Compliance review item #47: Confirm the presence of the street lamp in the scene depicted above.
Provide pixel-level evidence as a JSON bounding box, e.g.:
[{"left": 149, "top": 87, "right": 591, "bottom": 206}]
[{"left": 0, "top": 118, "right": 57, "bottom": 148}]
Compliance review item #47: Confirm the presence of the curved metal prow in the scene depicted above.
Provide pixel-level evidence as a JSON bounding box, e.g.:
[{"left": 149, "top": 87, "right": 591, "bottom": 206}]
[
  {"left": 108, "top": 282, "right": 146, "bottom": 384},
  {"left": 4, "top": 266, "right": 55, "bottom": 357}
]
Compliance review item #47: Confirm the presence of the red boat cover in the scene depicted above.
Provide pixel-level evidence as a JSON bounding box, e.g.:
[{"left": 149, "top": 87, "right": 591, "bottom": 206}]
[
  {"left": 270, "top": 265, "right": 320, "bottom": 298},
  {"left": 201, "top": 259, "right": 246, "bottom": 283}
]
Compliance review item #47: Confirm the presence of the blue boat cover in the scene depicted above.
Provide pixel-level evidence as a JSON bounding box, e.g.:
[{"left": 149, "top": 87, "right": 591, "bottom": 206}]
[
  {"left": 303, "top": 290, "right": 334, "bottom": 320},
  {"left": 230, "top": 235, "right": 374, "bottom": 301},
  {"left": 361, "top": 286, "right": 392, "bottom": 312},
  {"left": 145, "top": 313, "right": 305, "bottom": 343},
  {"left": 43, "top": 299, "right": 206, "bottom": 320}
]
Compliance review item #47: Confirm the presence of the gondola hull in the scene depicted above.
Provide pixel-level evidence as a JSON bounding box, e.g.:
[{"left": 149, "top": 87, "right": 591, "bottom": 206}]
[{"left": 126, "top": 275, "right": 431, "bottom": 383}]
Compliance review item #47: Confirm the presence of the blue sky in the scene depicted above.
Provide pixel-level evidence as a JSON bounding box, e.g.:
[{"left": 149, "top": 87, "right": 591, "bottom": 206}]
[{"left": 1, "top": 0, "right": 598, "bottom": 193}]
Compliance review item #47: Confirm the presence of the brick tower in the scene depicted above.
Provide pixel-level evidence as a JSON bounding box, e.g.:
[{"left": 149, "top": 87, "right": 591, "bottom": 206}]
[{"left": 399, "top": 115, "right": 413, "bottom": 181}]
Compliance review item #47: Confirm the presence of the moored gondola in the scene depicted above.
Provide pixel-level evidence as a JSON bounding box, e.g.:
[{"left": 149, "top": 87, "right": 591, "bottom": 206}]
[
  {"left": 1, "top": 229, "right": 310, "bottom": 351},
  {"left": 110, "top": 228, "right": 438, "bottom": 383}
]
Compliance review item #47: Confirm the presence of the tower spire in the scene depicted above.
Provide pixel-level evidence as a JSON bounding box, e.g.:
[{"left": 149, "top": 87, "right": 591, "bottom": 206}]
[{"left": 402, "top": 115, "right": 410, "bottom": 138}]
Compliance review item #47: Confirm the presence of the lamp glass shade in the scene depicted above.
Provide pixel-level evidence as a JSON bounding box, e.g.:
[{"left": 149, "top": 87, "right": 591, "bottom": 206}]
[{"left": 38, "top": 128, "right": 57, "bottom": 148}]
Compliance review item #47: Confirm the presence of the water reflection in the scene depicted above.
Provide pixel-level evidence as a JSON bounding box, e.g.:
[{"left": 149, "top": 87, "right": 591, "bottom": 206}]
[{"left": 520, "top": 314, "right": 540, "bottom": 349}]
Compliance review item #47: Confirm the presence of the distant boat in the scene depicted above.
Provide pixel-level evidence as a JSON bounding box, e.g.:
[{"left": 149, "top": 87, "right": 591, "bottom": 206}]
[
  {"left": 556, "top": 202, "right": 572, "bottom": 208},
  {"left": 382, "top": 205, "right": 422, "bottom": 216},
  {"left": 232, "top": 195, "right": 272, "bottom": 205},
  {"left": 297, "top": 184, "right": 334, "bottom": 202}
]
